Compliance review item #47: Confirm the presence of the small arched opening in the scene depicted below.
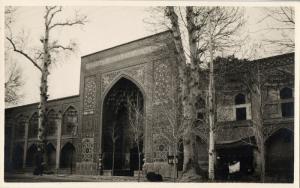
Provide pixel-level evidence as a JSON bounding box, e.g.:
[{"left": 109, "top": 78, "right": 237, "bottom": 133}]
[
  {"left": 46, "top": 143, "right": 56, "bottom": 169},
  {"left": 60, "top": 142, "right": 76, "bottom": 172},
  {"left": 26, "top": 144, "right": 38, "bottom": 167}
]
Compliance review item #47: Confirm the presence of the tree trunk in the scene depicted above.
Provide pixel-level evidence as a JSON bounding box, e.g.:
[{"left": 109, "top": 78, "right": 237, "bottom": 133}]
[
  {"left": 173, "top": 143, "right": 178, "bottom": 182},
  {"left": 251, "top": 85, "right": 265, "bottom": 182},
  {"left": 166, "top": 7, "right": 202, "bottom": 179},
  {"left": 112, "top": 141, "right": 115, "bottom": 176},
  {"left": 137, "top": 143, "right": 141, "bottom": 182},
  {"left": 37, "top": 23, "right": 50, "bottom": 163},
  {"left": 251, "top": 91, "right": 265, "bottom": 182},
  {"left": 208, "top": 15, "right": 216, "bottom": 181},
  {"left": 182, "top": 128, "right": 193, "bottom": 172},
  {"left": 260, "top": 144, "right": 265, "bottom": 182}
]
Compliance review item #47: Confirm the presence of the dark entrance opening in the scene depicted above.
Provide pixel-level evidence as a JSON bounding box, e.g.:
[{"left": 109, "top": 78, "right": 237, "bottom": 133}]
[
  {"left": 12, "top": 144, "right": 23, "bottom": 169},
  {"left": 46, "top": 143, "right": 56, "bottom": 169},
  {"left": 265, "top": 129, "right": 294, "bottom": 183},
  {"left": 60, "top": 143, "right": 76, "bottom": 173},
  {"left": 216, "top": 142, "right": 254, "bottom": 181},
  {"left": 26, "top": 144, "right": 38, "bottom": 167},
  {"left": 102, "top": 77, "right": 144, "bottom": 176}
]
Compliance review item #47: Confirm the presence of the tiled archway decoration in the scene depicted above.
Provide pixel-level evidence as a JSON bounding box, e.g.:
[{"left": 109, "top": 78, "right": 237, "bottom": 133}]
[
  {"left": 101, "top": 65, "right": 145, "bottom": 96},
  {"left": 81, "top": 138, "right": 94, "bottom": 162}
]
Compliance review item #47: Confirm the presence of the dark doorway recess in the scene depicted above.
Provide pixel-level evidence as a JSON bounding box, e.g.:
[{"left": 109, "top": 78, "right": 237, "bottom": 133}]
[
  {"left": 60, "top": 142, "right": 76, "bottom": 172},
  {"left": 102, "top": 77, "right": 144, "bottom": 176},
  {"left": 265, "top": 129, "right": 294, "bottom": 183},
  {"left": 26, "top": 144, "right": 38, "bottom": 167},
  {"left": 216, "top": 142, "right": 254, "bottom": 181},
  {"left": 12, "top": 144, "right": 24, "bottom": 169},
  {"left": 46, "top": 143, "right": 56, "bottom": 169}
]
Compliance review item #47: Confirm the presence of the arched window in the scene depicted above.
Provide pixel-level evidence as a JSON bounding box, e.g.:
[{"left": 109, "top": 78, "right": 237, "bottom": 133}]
[
  {"left": 29, "top": 113, "right": 38, "bottom": 138},
  {"left": 46, "top": 110, "right": 57, "bottom": 137},
  {"left": 235, "top": 93, "right": 246, "bottom": 105},
  {"left": 62, "top": 106, "right": 78, "bottom": 136},
  {"left": 15, "top": 115, "right": 26, "bottom": 139},
  {"left": 280, "top": 87, "right": 294, "bottom": 117},
  {"left": 195, "top": 97, "right": 205, "bottom": 121},
  {"left": 235, "top": 93, "right": 247, "bottom": 121}
]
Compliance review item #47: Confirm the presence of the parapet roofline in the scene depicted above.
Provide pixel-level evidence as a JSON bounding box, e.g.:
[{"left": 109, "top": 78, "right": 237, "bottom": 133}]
[
  {"left": 252, "top": 52, "right": 294, "bottom": 63},
  {"left": 5, "top": 94, "right": 80, "bottom": 110},
  {"left": 81, "top": 30, "right": 171, "bottom": 59}
]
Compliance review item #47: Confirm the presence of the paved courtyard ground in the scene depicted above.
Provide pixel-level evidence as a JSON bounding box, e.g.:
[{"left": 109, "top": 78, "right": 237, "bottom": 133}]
[
  {"left": 4, "top": 172, "right": 174, "bottom": 182},
  {"left": 4, "top": 172, "right": 288, "bottom": 183}
]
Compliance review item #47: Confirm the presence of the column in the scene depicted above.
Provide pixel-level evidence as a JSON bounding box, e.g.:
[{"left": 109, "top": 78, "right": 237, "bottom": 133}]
[
  {"left": 56, "top": 112, "right": 62, "bottom": 171},
  {"left": 23, "top": 118, "right": 29, "bottom": 168}
]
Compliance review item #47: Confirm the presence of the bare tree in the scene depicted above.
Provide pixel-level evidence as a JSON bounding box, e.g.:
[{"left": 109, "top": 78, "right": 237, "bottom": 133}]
[
  {"left": 259, "top": 7, "right": 295, "bottom": 53},
  {"left": 156, "top": 98, "right": 188, "bottom": 182},
  {"left": 163, "top": 6, "right": 244, "bottom": 180},
  {"left": 6, "top": 6, "right": 87, "bottom": 159},
  {"left": 108, "top": 122, "right": 120, "bottom": 176},
  {"left": 127, "top": 95, "right": 144, "bottom": 182}
]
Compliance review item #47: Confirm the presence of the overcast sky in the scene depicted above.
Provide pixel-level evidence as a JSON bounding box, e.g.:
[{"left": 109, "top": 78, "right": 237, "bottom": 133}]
[{"left": 5, "top": 6, "right": 294, "bottom": 107}]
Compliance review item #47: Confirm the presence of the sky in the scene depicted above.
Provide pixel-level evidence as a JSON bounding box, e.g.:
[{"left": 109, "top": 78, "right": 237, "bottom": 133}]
[{"left": 5, "top": 6, "right": 295, "bottom": 107}]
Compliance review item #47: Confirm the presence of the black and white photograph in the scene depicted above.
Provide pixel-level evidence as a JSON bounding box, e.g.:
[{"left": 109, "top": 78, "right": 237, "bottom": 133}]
[{"left": 2, "top": 0, "right": 298, "bottom": 186}]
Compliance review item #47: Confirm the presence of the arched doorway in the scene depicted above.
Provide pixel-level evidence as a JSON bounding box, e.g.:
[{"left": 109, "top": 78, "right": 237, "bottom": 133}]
[
  {"left": 26, "top": 144, "right": 38, "bottom": 167},
  {"left": 102, "top": 77, "right": 144, "bottom": 176},
  {"left": 60, "top": 143, "right": 76, "bottom": 173},
  {"left": 46, "top": 143, "right": 56, "bottom": 169},
  {"left": 265, "top": 128, "right": 294, "bottom": 182},
  {"left": 12, "top": 144, "right": 23, "bottom": 169}
]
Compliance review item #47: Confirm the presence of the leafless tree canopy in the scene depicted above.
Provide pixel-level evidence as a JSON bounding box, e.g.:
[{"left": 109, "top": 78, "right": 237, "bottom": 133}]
[
  {"left": 6, "top": 6, "right": 88, "bottom": 72},
  {"left": 260, "top": 7, "right": 295, "bottom": 53},
  {"left": 5, "top": 7, "right": 23, "bottom": 105}
]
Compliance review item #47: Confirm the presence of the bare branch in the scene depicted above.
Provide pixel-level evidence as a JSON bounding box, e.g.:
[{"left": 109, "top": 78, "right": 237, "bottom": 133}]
[
  {"left": 49, "top": 12, "right": 88, "bottom": 30},
  {"left": 47, "top": 6, "right": 62, "bottom": 26},
  {"left": 6, "top": 37, "right": 42, "bottom": 72}
]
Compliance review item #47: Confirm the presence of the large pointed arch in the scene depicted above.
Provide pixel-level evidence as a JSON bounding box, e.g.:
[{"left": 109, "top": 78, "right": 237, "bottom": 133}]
[
  {"left": 99, "top": 74, "right": 147, "bottom": 152},
  {"left": 100, "top": 76, "right": 145, "bottom": 174},
  {"left": 101, "top": 73, "right": 146, "bottom": 101}
]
